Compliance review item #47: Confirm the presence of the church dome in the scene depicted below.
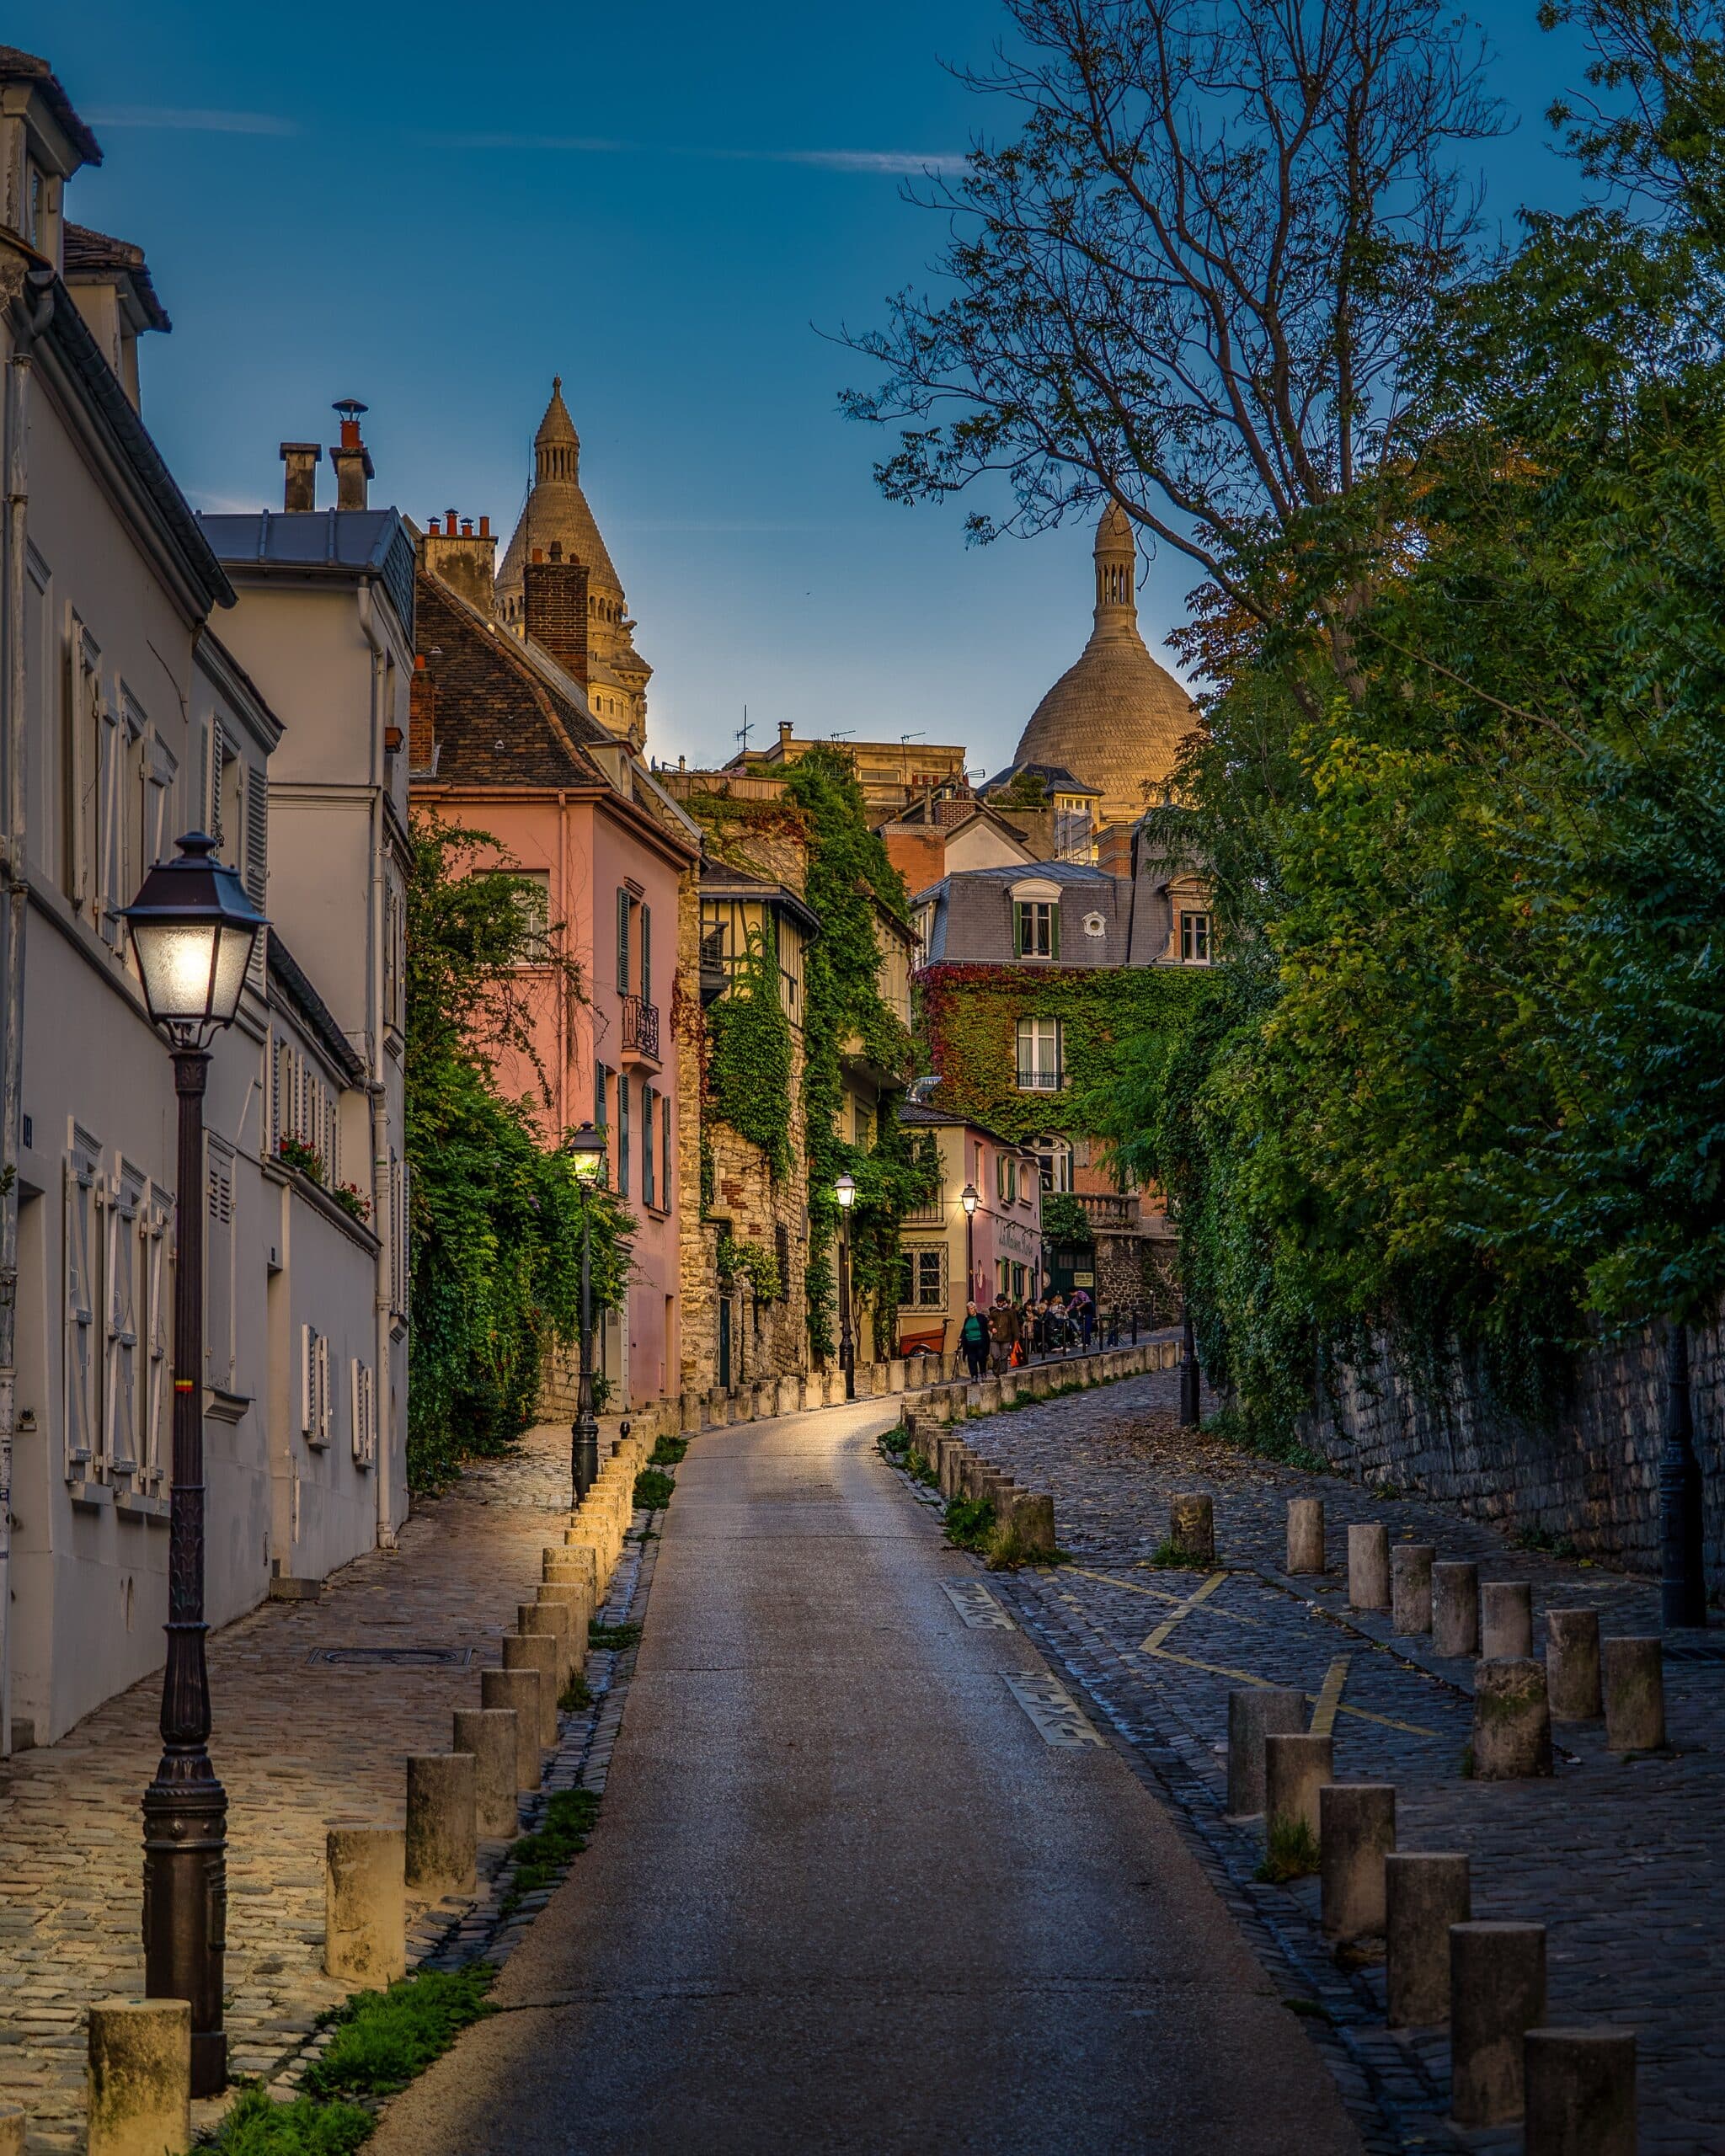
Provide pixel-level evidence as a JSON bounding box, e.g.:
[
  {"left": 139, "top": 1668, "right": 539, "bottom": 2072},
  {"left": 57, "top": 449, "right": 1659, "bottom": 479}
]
[
  {"left": 497, "top": 376, "right": 624, "bottom": 604},
  {"left": 1013, "top": 504, "right": 1196, "bottom": 825}
]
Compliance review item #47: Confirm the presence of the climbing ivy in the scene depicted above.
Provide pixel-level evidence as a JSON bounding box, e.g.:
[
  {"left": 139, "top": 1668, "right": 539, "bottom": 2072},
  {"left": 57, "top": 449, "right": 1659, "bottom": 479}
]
[
  {"left": 704, "top": 918, "right": 793, "bottom": 1177},
  {"left": 716, "top": 1231, "right": 782, "bottom": 1301}
]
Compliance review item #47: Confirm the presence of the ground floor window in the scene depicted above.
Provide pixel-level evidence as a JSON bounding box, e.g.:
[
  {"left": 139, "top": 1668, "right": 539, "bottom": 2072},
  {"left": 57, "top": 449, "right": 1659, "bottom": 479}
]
[{"left": 899, "top": 1242, "right": 947, "bottom": 1309}]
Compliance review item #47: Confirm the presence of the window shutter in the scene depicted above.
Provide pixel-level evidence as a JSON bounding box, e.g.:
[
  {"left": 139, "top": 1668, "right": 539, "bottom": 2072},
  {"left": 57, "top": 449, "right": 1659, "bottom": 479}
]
[
  {"left": 616, "top": 888, "right": 630, "bottom": 994},
  {"left": 64, "top": 1134, "right": 100, "bottom": 1475},
  {"left": 661, "top": 1094, "right": 671, "bottom": 1210},
  {"left": 243, "top": 763, "right": 269, "bottom": 993},
  {"left": 641, "top": 904, "right": 652, "bottom": 1006},
  {"left": 1049, "top": 903, "right": 1060, "bottom": 960},
  {"left": 642, "top": 1087, "right": 654, "bottom": 1206},
  {"left": 595, "top": 1059, "right": 607, "bottom": 1130},
  {"left": 142, "top": 1190, "right": 171, "bottom": 1484},
  {"left": 106, "top": 1166, "right": 143, "bottom": 1476},
  {"left": 1012, "top": 901, "right": 1026, "bottom": 957},
  {"left": 205, "top": 1136, "right": 236, "bottom": 1391}
]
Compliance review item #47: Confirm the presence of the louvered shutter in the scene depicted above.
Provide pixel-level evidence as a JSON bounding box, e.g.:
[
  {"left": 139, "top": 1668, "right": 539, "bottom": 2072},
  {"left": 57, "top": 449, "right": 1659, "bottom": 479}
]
[
  {"left": 640, "top": 904, "right": 652, "bottom": 1007},
  {"left": 616, "top": 887, "right": 630, "bottom": 994},
  {"left": 243, "top": 762, "right": 269, "bottom": 993},
  {"left": 64, "top": 1134, "right": 99, "bottom": 1475}
]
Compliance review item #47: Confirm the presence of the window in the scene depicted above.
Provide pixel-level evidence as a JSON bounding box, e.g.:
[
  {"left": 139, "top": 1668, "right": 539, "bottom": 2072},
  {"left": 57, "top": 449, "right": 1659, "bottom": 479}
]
[
  {"left": 65, "top": 622, "right": 100, "bottom": 910},
  {"left": 301, "top": 1325, "right": 331, "bottom": 1446},
  {"left": 351, "top": 1359, "right": 377, "bottom": 1468},
  {"left": 900, "top": 1242, "right": 947, "bottom": 1309},
  {"left": 619, "top": 1074, "right": 631, "bottom": 1197},
  {"left": 141, "top": 1189, "right": 171, "bottom": 1486},
  {"left": 63, "top": 1125, "right": 102, "bottom": 1479},
  {"left": 1082, "top": 911, "right": 1106, "bottom": 940},
  {"left": 1033, "top": 1134, "right": 1075, "bottom": 1193},
  {"left": 1014, "top": 899, "right": 1058, "bottom": 958},
  {"left": 104, "top": 1162, "right": 144, "bottom": 1476},
  {"left": 616, "top": 886, "right": 631, "bottom": 994},
  {"left": 512, "top": 870, "right": 551, "bottom": 962},
  {"left": 1016, "top": 1016, "right": 1063, "bottom": 1091},
  {"left": 641, "top": 903, "right": 652, "bottom": 1007},
  {"left": 660, "top": 1093, "right": 672, "bottom": 1211},
  {"left": 642, "top": 1086, "right": 656, "bottom": 1208},
  {"left": 1180, "top": 910, "right": 1213, "bottom": 963},
  {"left": 996, "top": 1151, "right": 1017, "bottom": 1204}
]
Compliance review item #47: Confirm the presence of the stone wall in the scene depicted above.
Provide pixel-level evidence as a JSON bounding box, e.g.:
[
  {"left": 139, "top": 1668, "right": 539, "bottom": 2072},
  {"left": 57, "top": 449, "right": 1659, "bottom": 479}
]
[{"left": 1300, "top": 1319, "right": 1725, "bottom": 1584}]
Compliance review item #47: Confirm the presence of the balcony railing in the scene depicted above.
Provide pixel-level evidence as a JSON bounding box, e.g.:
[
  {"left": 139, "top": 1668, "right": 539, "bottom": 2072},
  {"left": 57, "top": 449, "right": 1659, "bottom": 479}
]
[
  {"left": 622, "top": 994, "right": 660, "bottom": 1061},
  {"left": 901, "top": 1186, "right": 945, "bottom": 1228},
  {"left": 1076, "top": 1191, "right": 1139, "bottom": 1231},
  {"left": 1017, "top": 1064, "right": 1063, "bottom": 1092}
]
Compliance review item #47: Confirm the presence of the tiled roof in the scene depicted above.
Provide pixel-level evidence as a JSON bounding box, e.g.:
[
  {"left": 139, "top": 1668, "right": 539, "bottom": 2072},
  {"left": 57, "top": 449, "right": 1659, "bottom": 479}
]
[
  {"left": 414, "top": 572, "right": 611, "bottom": 788},
  {"left": 0, "top": 46, "right": 102, "bottom": 165},
  {"left": 64, "top": 221, "right": 170, "bottom": 330}
]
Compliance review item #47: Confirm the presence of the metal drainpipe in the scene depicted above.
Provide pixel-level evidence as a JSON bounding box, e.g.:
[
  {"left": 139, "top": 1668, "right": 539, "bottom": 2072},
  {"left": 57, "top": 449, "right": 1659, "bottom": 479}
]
[
  {"left": 356, "top": 587, "right": 394, "bottom": 1548},
  {"left": 0, "top": 302, "right": 45, "bottom": 1755}
]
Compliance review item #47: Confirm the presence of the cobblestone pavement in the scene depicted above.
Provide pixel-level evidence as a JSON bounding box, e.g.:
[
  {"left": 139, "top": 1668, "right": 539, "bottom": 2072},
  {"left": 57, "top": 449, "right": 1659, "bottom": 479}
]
[
  {"left": 927, "top": 1367, "right": 1725, "bottom": 2156},
  {"left": 0, "top": 1426, "right": 620, "bottom": 2153}
]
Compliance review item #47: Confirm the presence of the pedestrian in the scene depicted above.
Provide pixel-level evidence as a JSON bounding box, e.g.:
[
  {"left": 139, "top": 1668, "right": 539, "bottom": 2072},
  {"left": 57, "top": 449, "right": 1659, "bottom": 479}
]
[
  {"left": 959, "top": 1301, "right": 990, "bottom": 1381},
  {"left": 988, "top": 1294, "right": 1019, "bottom": 1375},
  {"left": 1070, "top": 1285, "right": 1094, "bottom": 1348}
]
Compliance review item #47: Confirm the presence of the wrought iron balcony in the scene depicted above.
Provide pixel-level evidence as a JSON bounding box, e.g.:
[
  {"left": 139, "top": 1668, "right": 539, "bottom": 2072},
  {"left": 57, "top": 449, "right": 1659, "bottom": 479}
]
[
  {"left": 901, "top": 1186, "right": 946, "bottom": 1229},
  {"left": 622, "top": 994, "right": 661, "bottom": 1064},
  {"left": 1016, "top": 1064, "right": 1063, "bottom": 1092}
]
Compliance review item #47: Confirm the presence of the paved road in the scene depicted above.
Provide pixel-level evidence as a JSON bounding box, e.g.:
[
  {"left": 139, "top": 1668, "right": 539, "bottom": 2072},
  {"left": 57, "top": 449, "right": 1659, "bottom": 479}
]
[{"left": 369, "top": 1400, "right": 1360, "bottom": 2155}]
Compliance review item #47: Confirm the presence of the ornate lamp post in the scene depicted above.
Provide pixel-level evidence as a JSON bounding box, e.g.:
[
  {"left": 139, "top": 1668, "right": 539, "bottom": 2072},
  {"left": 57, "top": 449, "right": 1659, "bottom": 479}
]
[
  {"left": 960, "top": 1182, "right": 980, "bottom": 1305},
  {"left": 835, "top": 1172, "right": 857, "bottom": 1400},
  {"left": 122, "top": 832, "right": 266, "bottom": 2098},
  {"left": 1660, "top": 1321, "right": 1708, "bottom": 1629},
  {"left": 566, "top": 1122, "right": 608, "bottom": 1507}
]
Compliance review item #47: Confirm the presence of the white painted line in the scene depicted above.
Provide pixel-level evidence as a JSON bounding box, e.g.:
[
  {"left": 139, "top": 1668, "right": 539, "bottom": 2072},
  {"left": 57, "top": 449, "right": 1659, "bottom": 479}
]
[
  {"left": 943, "top": 1582, "right": 1017, "bottom": 1631},
  {"left": 1003, "top": 1673, "right": 1107, "bottom": 1747}
]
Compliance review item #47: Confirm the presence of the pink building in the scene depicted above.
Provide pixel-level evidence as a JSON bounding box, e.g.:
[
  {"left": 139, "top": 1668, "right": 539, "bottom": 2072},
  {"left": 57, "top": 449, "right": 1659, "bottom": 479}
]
[
  {"left": 409, "top": 550, "right": 699, "bottom": 1410},
  {"left": 895, "top": 1100, "right": 1043, "bottom": 1353}
]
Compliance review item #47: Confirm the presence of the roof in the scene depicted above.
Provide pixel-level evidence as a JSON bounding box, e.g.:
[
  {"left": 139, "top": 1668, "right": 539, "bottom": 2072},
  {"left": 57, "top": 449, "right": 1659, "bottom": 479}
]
[
  {"left": 199, "top": 510, "right": 415, "bottom": 643},
  {"left": 0, "top": 46, "right": 103, "bottom": 165},
  {"left": 938, "top": 860, "right": 1117, "bottom": 893},
  {"left": 700, "top": 861, "right": 821, "bottom": 937},
  {"left": 413, "top": 569, "right": 612, "bottom": 788},
  {"left": 268, "top": 936, "right": 366, "bottom": 1086},
  {"left": 29, "top": 270, "right": 232, "bottom": 612},
  {"left": 897, "top": 1097, "right": 1027, "bottom": 1150},
  {"left": 64, "top": 222, "right": 170, "bottom": 331},
  {"left": 496, "top": 377, "right": 623, "bottom": 603},
  {"left": 981, "top": 761, "right": 1102, "bottom": 799}
]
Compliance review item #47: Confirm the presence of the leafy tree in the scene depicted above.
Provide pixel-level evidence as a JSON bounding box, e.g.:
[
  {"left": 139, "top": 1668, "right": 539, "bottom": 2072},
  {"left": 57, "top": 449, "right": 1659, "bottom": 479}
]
[{"left": 405, "top": 818, "right": 631, "bottom": 1489}]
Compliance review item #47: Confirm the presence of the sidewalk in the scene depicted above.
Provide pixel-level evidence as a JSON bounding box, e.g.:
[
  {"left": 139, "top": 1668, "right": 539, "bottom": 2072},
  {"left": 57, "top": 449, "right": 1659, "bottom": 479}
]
[
  {"left": 947, "top": 1368, "right": 1725, "bottom": 2154},
  {"left": 0, "top": 1427, "right": 590, "bottom": 2153}
]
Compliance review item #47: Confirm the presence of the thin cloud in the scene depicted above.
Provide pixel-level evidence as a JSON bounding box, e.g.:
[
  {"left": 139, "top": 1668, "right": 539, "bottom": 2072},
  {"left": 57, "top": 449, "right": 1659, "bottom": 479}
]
[
  {"left": 438, "top": 133, "right": 963, "bottom": 175},
  {"left": 85, "top": 106, "right": 299, "bottom": 136}
]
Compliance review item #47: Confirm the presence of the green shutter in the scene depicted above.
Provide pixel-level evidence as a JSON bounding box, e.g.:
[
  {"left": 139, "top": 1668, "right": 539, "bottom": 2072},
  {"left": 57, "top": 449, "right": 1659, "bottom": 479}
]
[
  {"left": 1049, "top": 903, "right": 1060, "bottom": 960},
  {"left": 641, "top": 903, "right": 652, "bottom": 1006},
  {"left": 616, "top": 888, "right": 630, "bottom": 992},
  {"left": 1013, "top": 900, "right": 1026, "bottom": 957}
]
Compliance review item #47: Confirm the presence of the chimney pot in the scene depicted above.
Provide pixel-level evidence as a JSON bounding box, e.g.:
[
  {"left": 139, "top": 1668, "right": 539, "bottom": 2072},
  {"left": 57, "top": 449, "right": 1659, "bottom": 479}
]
[
  {"left": 329, "top": 399, "right": 374, "bottom": 510},
  {"left": 279, "top": 441, "right": 323, "bottom": 513},
  {"left": 461, "top": 519, "right": 473, "bottom": 536},
  {"left": 531, "top": 547, "right": 544, "bottom": 563},
  {"left": 549, "top": 540, "right": 563, "bottom": 563},
  {"left": 478, "top": 515, "right": 491, "bottom": 537},
  {"left": 446, "top": 510, "right": 458, "bottom": 536}
]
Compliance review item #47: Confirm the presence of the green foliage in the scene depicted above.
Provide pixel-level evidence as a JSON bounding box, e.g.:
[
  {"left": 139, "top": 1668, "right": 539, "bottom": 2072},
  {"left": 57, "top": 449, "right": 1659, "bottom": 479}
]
[
  {"left": 405, "top": 819, "right": 632, "bottom": 1492},
  {"left": 705, "top": 920, "right": 794, "bottom": 1174},
  {"left": 778, "top": 747, "right": 933, "bottom": 1359},
  {"left": 198, "top": 2087, "right": 375, "bottom": 2155},
  {"left": 302, "top": 1969, "right": 494, "bottom": 2100},
  {"left": 1039, "top": 1193, "right": 1092, "bottom": 1248},
  {"left": 558, "top": 1673, "right": 594, "bottom": 1712},
  {"left": 877, "top": 1420, "right": 938, "bottom": 1486},
  {"left": 499, "top": 1788, "right": 600, "bottom": 1916},
  {"left": 588, "top": 1620, "right": 642, "bottom": 1651},
  {"left": 716, "top": 1232, "right": 781, "bottom": 1301},
  {"left": 633, "top": 1466, "right": 676, "bottom": 1510},
  {"left": 650, "top": 1433, "right": 690, "bottom": 1465},
  {"left": 943, "top": 1494, "right": 996, "bottom": 1550},
  {"left": 1257, "top": 1817, "right": 1321, "bottom": 1883}
]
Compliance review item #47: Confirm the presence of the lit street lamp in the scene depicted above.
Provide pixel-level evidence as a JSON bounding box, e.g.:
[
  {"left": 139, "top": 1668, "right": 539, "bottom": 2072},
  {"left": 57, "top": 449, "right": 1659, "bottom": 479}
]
[
  {"left": 960, "top": 1181, "right": 980, "bottom": 1305},
  {"left": 566, "top": 1122, "right": 609, "bottom": 1507},
  {"left": 835, "top": 1172, "right": 857, "bottom": 1400},
  {"left": 122, "top": 831, "right": 266, "bottom": 2097}
]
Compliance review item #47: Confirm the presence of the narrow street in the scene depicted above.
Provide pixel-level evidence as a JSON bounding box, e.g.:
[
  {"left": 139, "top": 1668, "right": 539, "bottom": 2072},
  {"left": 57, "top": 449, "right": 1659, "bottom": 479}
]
[{"left": 368, "top": 1399, "right": 1359, "bottom": 2156}]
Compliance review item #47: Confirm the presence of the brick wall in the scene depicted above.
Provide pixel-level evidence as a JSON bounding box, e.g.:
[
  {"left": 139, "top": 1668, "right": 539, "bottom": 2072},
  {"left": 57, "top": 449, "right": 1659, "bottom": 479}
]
[
  {"left": 1301, "top": 1319, "right": 1725, "bottom": 1582},
  {"left": 523, "top": 549, "right": 590, "bottom": 687}
]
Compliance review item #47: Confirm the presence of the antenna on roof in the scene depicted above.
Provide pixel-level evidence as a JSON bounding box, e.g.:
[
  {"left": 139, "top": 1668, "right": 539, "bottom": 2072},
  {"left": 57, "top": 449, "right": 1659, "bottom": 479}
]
[
  {"left": 830, "top": 728, "right": 853, "bottom": 743},
  {"left": 900, "top": 732, "right": 924, "bottom": 746},
  {"left": 736, "top": 706, "right": 751, "bottom": 755}
]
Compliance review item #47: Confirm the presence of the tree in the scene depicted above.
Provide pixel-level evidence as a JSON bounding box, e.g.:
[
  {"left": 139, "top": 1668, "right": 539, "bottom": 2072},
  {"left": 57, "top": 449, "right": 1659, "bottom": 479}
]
[{"left": 842, "top": 0, "right": 1502, "bottom": 689}]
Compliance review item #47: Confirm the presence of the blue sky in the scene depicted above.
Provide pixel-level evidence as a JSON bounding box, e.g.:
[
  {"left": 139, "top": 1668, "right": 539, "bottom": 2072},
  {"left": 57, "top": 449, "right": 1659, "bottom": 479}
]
[{"left": 44, "top": 1, "right": 1592, "bottom": 774}]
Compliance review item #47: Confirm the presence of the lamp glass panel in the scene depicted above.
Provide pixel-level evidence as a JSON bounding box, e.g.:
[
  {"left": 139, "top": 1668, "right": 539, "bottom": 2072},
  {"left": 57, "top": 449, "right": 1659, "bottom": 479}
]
[
  {"left": 132, "top": 921, "right": 219, "bottom": 1024},
  {"left": 208, "top": 921, "right": 258, "bottom": 1024}
]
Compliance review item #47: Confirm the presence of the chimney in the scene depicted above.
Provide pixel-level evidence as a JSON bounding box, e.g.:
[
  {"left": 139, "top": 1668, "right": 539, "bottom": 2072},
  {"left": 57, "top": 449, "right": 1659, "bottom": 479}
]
[
  {"left": 328, "top": 398, "right": 374, "bottom": 510},
  {"left": 280, "top": 442, "right": 322, "bottom": 512},
  {"left": 777, "top": 721, "right": 793, "bottom": 752},
  {"left": 523, "top": 550, "right": 590, "bottom": 688},
  {"left": 421, "top": 505, "right": 498, "bottom": 615},
  {"left": 409, "top": 654, "right": 436, "bottom": 770}
]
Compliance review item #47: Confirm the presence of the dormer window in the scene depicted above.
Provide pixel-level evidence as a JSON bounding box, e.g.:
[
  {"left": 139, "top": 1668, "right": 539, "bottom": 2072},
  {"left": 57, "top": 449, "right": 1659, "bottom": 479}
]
[
  {"left": 1010, "top": 875, "right": 1064, "bottom": 960},
  {"left": 1179, "top": 910, "right": 1213, "bottom": 963}
]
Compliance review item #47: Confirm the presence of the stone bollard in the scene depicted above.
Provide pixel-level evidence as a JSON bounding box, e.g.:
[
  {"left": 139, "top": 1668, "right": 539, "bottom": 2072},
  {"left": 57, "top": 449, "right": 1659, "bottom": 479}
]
[
  {"left": 1432, "top": 1560, "right": 1480, "bottom": 1657},
  {"left": 1481, "top": 1580, "right": 1534, "bottom": 1660},
  {"left": 1264, "top": 1731, "right": 1333, "bottom": 1848},
  {"left": 547, "top": 1543, "right": 597, "bottom": 1597},
  {"left": 1286, "top": 1497, "right": 1325, "bottom": 1574},
  {"left": 1169, "top": 1492, "right": 1215, "bottom": 1565},
  {"left": 1471, "top": 1657, "right": 1552, "bottom": 1780},
  {"left": 1384, "top": 1851, "right": 1470, "bottom": 2028},
  {"left": 482, "top": 1667, "right": 544, "bottom": 1790},
  {"left": 405, "top": 1753, "right": 476, "bottom": 1897},
  {"left": 1319, "top": 1783, "right": 1397, "bottom": 1942},
  {"left": 1546, "top": 1609, "right": 1603, "bottom": 1723},
  {"left": 520, "top": 1600, "right": 574, "bottom": 1686},
  {"left": 1347, "top": 1523, "right": 1391, "bottom": 1610},
  {"left": 87, "top": 1998, "right": 190, "bottom": 2156},
  {"left": 1226, "top": 1688, "right": 1305, "bottom": 1817},
  {"left": 1004, "top": 1491, "right": 1056, "bottom": 1558},
  {"left": 1603, "top": 1636, "right": 1664, "bottom": 1752},
  {"left": 323, "top": 1824, "right": 406, "bottom": 1984},
  {"left": 453, "top": 1707, "right": 520, "bottom": 1840},
  {"left": 537, "top": 1581, "right": 593, "bottom": 1650},
  {"left": 502, "top": 1632, "right": 561, "bottom": 1744},
  {"left": 1391, "top": 1545, "right": 1435, "bottom": 1634},
  {"left": 0, "top": 2105, "right": 22, "bottom": 2156},
  {"left": 1524, "top": 2029, "right": 1637, "bottom": 2156},
  {"left": 1450, "top": 1921, "right": 1546, "bottom": 2127}
]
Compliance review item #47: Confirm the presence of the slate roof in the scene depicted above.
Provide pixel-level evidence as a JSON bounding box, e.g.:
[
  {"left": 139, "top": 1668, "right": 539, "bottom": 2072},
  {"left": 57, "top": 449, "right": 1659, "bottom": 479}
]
[
  {"left": 898, "top": 1097, "right": 1026, "bottom": 1150},
  {"left": 268, "top": 937, "right": 365, "bottom": 1087},
  {"left": 414, "top": 571, "right": 612, "bottom": 789},
  {"left": 981, "top": 760, "right": 1102, "bottom": 798},
  {"left": 199, "top": 510, "right": 415, "bottom": 642},
  {"left": 64, "top": 221, "right": 170, "bottom": 330},
  {"left": 0, "top": 46, "right": 103, "bottom": 164}
]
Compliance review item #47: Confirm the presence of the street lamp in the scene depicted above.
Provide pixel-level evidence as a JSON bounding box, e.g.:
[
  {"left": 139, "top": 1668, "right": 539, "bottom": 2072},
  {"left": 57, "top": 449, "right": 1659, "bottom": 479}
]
[
  {"left": 1660, "top": 1321, "right": 1707, "bottom": 1628},
  {"left": 122, "top": 832, "right": 266, "bottom": 2098},
  {"left": 960, "top": 1182, "right": 979, "bottom": 1306},
  {"left": 566, "top": 1122, "right": 608, "bottom": 1508},
  {"left": 834, "top": 1172, "right": 857, "bottom": 1400}
]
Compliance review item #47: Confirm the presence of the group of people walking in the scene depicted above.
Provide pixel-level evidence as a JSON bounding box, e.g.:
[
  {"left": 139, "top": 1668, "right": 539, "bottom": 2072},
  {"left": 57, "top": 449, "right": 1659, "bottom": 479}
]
[{"left": 958, "top": 1287, "right": 1095, "bottom": 1380}]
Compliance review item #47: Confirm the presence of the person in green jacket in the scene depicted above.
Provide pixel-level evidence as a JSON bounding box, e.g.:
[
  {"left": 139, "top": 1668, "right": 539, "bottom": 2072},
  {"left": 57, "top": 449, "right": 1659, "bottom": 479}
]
[{"left": 959, "top": 1301, "right": 990, "bottom": 1381}]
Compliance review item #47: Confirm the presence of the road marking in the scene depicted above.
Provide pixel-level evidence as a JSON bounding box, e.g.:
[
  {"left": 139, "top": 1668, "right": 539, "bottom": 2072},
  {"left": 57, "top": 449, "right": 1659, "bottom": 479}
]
[
  {"left": 943, "top": 1582, "right": 1017, "bottom": 1630},
  {"left": 1004, "top": 1673, "right": 1107, "bottom": 1747},
  {"left": 1141, "top": 1571, "right": 1229, "bottom": 1652},
  {"left": 1070, "top": 1566, "right": 1264, "bottom": 1630},
  {"left": 1133, "top": 1641, "right": 1438, "bottom": 1737},
  {"left": 1310, "top": 1655, "right": 1351, "bottom": 1737}
]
